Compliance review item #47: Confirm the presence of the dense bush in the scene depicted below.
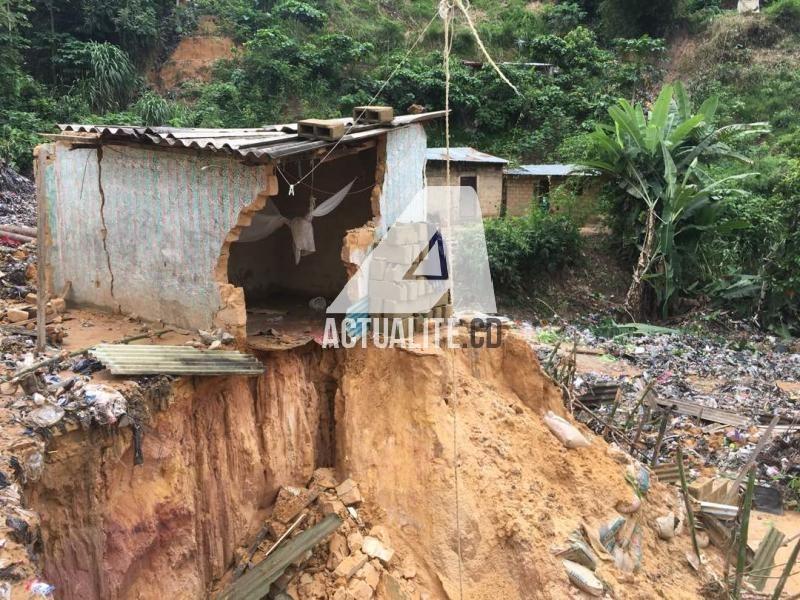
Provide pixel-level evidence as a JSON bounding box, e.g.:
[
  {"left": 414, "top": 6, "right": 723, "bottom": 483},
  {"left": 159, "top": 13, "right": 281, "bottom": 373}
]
[
  {"left": 704, "top": 158, "right": 800, "bottom": 334},
  {"left": 484, "top": 211, "right": 581, "bottom": 291},
  {"left": 765, "top": 0, "right": 800, "bottom": 31}
]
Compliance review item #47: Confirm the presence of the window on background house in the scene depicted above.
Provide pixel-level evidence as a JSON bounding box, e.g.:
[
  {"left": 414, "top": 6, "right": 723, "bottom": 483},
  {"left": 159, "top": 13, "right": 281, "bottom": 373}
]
[{"left": 459, "top": 175, "right": 477, "bottom": 218}]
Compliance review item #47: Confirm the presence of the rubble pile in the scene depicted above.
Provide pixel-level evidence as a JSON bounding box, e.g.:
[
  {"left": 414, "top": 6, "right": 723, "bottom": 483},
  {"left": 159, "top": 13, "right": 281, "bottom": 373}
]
[
  {"left": 0, "top": 163, "right": 35, "bottom": 229},
  {"left": 0, "top": 244, "right": 36, "bottom": 301},
  {"left": 229, "top": 469, "right": 425, "bottom": 600}
]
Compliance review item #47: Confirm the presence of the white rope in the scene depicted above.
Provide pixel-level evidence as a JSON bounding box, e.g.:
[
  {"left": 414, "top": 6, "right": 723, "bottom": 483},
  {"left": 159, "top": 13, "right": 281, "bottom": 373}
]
[
  {"left": 440, "top": 4, "right": 464, "bottom": 599},
  {"left": 454, "top": 0, "right": 521, "bottom": 96},
  {"left": 277, "top": 10, "right": 440, "bottom": 190}
]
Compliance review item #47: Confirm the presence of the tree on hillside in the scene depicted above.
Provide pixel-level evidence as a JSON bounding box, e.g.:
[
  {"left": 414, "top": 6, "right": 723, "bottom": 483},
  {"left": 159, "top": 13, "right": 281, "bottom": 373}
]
[{"left": 582, "top": 82, "right": 768, "bottom": 318}]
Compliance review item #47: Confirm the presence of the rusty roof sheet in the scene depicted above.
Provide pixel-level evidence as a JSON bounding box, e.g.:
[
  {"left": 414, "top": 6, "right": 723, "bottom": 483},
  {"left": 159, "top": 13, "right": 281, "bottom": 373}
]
[
  {"left": 425, "top": 147, "right": 508, "bottom": 164},
  {"left": 90, "top": 344, "right": 265, "bottom": 376},
  {"left": 58, "top": 111, "right": 445, "bottom": 161}
]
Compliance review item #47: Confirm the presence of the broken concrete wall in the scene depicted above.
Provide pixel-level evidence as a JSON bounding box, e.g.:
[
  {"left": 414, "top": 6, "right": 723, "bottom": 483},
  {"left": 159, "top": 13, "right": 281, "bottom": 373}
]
[{"left": 44, "top": 142, "right": 271, "bottom": 329}]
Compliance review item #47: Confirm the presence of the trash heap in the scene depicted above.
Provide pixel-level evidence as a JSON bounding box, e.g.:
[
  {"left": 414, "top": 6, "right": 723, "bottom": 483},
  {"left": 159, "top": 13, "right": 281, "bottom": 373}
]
[
  {"left": 524, "top": 318, "right": 800, "bottom": 506},
  {"left": 0, "top": 244, "right": 36, "bottom": 301},
  {"left": 546, "top": 320, "right": 799, "bottom": 419},
  {"left": 0, "top": 163, "right": 35, "bottom": 229},
  {"left": 3, "top": 368, "right": 172, "bottom": 434},
  {"left": 223, "top": 470, "right": 425, "bottom": 600}
]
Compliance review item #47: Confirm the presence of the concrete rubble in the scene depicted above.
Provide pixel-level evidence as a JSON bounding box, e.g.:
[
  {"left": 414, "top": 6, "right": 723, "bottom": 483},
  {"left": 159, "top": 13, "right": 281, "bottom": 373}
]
[{"left": 224, "top": 470, "right": 420, "bottom": 600}]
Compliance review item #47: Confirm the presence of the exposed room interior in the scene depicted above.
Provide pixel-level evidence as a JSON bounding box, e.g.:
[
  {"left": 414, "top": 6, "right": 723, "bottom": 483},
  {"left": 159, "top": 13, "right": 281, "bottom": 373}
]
[{"left": 226, "top": 146, "right": 377, "bottom": 347}]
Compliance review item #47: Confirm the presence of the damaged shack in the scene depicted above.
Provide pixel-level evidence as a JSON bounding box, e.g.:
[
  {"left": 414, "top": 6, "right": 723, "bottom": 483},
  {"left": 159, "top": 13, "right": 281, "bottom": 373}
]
[{"left": 39, "top": 112, "right": 441, "bottom": 342}]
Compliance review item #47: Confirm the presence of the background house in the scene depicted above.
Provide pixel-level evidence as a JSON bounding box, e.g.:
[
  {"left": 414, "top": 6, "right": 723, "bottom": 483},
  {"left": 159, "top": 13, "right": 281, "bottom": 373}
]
[
  {"left": 503, "top": 164, "right": 593, "bottom": 217},
  {"left": 425, "top": 147, "right": 508, "bottom": 217}
]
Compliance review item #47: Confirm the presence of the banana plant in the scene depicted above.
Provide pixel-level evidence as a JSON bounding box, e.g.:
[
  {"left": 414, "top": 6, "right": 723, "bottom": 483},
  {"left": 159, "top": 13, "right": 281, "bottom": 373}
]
[{"left": 581, "top": 82, "right": 768, "bottom": 317}]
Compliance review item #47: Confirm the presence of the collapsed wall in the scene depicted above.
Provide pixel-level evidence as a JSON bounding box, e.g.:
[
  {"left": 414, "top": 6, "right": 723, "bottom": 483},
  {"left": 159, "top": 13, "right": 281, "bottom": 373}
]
[{"left": 24, "top": 333, "right": 707, "bottom": 599}]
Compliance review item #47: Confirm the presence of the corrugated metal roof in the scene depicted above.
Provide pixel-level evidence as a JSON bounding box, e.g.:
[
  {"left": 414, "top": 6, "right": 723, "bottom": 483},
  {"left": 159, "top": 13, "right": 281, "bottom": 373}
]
[
  {"left": 507, "top": 164, "right": 584, "bottom": 177},
  {"left": 58, "top": 111, "right": 445, "bottom": 162},
  {"left": 90, "top": 344, "right": 265, "bottom": 376},
  {"left": 425, "top": 147, "right": 508, "bottom": 164}
]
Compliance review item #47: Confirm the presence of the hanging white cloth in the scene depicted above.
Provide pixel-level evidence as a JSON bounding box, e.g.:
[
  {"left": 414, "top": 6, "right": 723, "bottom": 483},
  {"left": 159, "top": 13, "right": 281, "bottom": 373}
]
[{"left": 236, "top": 179, "right": 356, "bottom": 264}]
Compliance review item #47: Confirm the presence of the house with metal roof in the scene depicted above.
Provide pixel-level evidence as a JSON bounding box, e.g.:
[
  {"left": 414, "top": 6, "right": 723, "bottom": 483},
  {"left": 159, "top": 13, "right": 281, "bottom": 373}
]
[
  {"left": 425, "top": 147, "right": 508, "bottom": 217},
  {"left": 503, "top": 163, "right": 595, "bottom": 217},
  {"left": 37, "top": 110, "right": 443, "bottom": 343}
]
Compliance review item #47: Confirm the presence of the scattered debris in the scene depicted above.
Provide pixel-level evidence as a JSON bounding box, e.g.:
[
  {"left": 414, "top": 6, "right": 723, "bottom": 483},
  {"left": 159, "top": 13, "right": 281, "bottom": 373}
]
[
  {"left": 224, "top": 472, "right": 421, "bottom": 600},
  {"left": 543, "top": 410, "right": 590, "bottom": 448},
  {"left": 562, "top": 559, "right": 604, "bottom": 597}
]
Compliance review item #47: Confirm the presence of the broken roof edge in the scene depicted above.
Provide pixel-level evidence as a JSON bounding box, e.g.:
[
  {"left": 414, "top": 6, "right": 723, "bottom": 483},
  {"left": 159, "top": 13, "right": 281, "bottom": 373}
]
[{"left": 56, "top": 111, "right": 446, "bottom": 162}]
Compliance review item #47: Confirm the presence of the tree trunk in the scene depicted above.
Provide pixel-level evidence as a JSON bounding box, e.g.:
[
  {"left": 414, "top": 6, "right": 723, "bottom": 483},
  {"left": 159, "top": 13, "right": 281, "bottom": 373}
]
[{"left": 625, "top": 207, "right": 656, "bottom": 319}]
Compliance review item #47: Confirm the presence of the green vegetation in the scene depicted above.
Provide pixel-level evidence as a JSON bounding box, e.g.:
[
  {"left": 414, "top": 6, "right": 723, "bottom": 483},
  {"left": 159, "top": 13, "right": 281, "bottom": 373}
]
[
  {"left": 0, "top": 0, "right": 797, "bottom": 332},
  {"left": 484, "top": 210, "right": 581, "bottom": 292},
  {"left": 583, "top": 82, "right": 767, "bottom": 318}
]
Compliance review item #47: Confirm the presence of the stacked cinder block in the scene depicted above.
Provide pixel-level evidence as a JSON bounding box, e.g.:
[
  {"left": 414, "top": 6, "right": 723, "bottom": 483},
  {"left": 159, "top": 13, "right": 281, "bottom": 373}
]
[{"left": 368, "top": 222, "right": 452, "bottom": 336}]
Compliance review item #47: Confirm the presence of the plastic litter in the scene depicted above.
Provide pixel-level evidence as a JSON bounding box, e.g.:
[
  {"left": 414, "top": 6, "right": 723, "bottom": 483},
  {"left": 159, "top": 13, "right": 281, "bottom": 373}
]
[
  {"left": 562, "top": 559, "right": 604, "bottom": 596},
  {"left": 654, "top": 513, "right": 678, "bottom": 540},
  {"left": 615, "top": 494, "right": 641, "bottom": 514},
  {"left": 22, "top": 448, "right": 43, "bottom": 482},
  {"left": 25, "top": 580, "right": 55, "bottom": 597},
  {"left": 82, "top": 384, "right": 127, "bottom": 425},
  {"left": 625, "top": 462, "right": 650, "bottom": 496},
  {"left": 543, "top": 411, "right": 590, "bottom": 449},
  {"left": 555, "top": 531, "right": 599, "bottom": 570},
  {"left": 27, "top": 405, "right": 64, "bottom": 428},
  {"left": 599, "top": 516, "right": 626, "bottom": 552}
]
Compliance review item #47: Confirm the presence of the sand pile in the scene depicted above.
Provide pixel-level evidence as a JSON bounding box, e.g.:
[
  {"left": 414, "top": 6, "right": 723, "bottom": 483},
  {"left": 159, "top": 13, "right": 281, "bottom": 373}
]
[{"left": 327, "top": 331, "right": 714, "bottom": 599}]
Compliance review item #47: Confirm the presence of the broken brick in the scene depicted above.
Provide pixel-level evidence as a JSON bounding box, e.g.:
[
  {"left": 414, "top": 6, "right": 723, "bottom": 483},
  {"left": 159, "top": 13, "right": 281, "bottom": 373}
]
[
  {"left": 347, "top": 531, "right": 364, "bottom": 554},
  {"left": 347, "top": 577, "right": 374, "bottom": 600},
  {"left": 356, "top": 560, "right": 381, "bottom": 589},
  {"left": 335, "top": 478, "right": 362, "bottom": 506},
  {"left": 272, "top": 486, "right": 319, "bottom": 524},
  {"left": 334, "top": 550, "right": 368, "bottom": 579},
  {"left": 6, "top": 308, "right": 29, "bottom": 323},
  {"left": 311, "top": 467, "right": 338, "bottom": 490},
  {"left": 320, "top": 495, "right": 346, "bottom": 516}
]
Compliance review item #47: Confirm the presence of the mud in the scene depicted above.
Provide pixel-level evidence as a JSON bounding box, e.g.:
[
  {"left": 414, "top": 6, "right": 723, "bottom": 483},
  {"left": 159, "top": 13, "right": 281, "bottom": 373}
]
[{"left": 24, "top": 332, "right": 711, "bottom": 599}]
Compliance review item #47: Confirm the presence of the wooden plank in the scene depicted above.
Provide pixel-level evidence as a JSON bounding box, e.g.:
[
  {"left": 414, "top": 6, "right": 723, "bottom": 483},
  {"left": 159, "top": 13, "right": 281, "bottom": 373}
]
[
  {"left": 217, "top": 514, "right": 342, "bottom": 600},
  {"left": 653, "top": 397, "right": 750, "bottom": 427},
  {"left": 652, "top": 462, "right": 680, "bottom": 483},
  {"left": 35, "top": 147, "right": 49, "bottom": 353}
]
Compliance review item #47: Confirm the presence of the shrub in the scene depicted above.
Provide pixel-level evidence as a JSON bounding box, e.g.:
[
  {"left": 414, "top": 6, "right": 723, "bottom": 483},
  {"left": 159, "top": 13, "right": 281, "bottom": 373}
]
[
  {"left": 485, "top": 211, "right": 581, "bottom": 291},
  {"left": 56, "top": 41, "right": 139, "bottom": 112},
  {"left": 766, "top": 0, "right": 800, "bottom": 32},
  {"left": 274, "top": 1, "right": 327, "bottom": 29}
]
